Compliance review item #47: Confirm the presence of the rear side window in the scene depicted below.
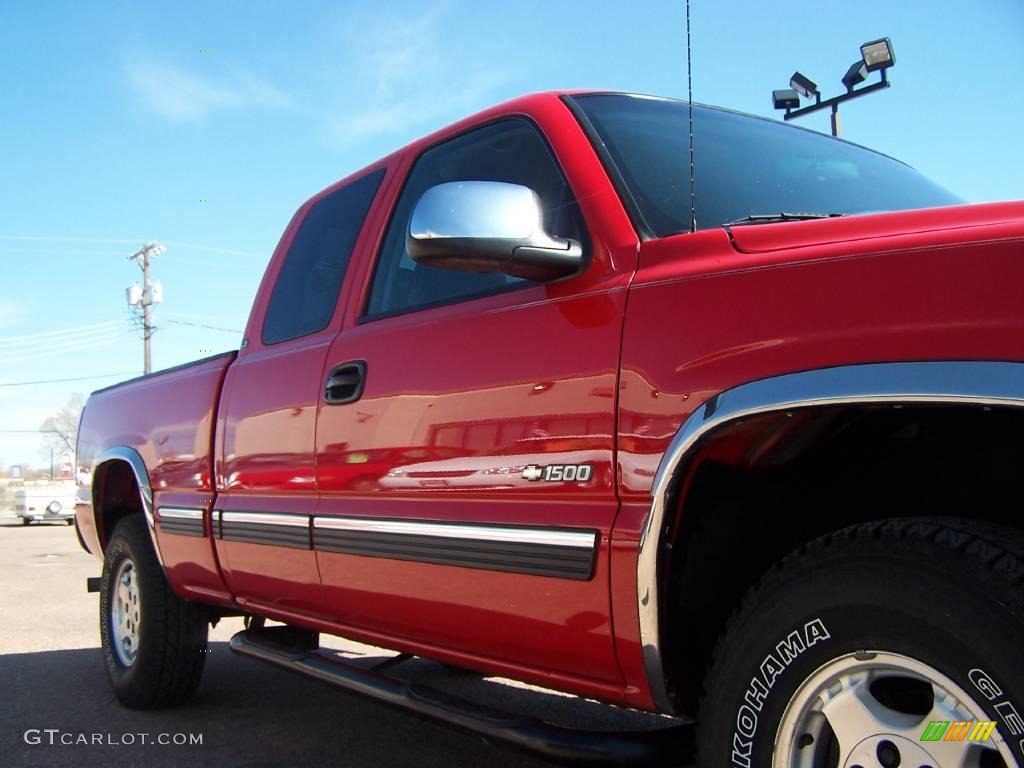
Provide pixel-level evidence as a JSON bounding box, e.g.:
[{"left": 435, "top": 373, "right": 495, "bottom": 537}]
[{"left": 263, "top": 168, "right": 385, "bottom": 344}]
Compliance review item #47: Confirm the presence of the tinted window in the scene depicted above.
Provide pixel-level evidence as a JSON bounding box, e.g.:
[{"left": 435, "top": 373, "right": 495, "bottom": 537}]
[
  {"left": 571, "top": 94, "right": 961, "bottom": 237},
  {"left": 263, "top": 169, "right": 384, "bottom": 344},
  {"left": 366, "top": 119, "right": 585, "bottom": 318}
]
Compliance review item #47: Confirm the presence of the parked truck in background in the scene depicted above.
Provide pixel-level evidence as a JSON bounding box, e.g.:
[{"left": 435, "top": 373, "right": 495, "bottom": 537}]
[{"left": 75, "top": 91, "right": 1024, "bottom": 768}]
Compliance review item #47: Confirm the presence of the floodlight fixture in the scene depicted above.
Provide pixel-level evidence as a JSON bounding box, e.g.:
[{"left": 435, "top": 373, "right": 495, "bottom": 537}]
[
  {"left": 773, "top": 36, "right": 895, "bottom": 137},
  {"left": 842, "top": 61, "right": 868, "bottom": 91},
  {"left": 772, "top": 89, "right": 800, "bottom": 111},
  {"left": 790, "top": 72, "right": 818, "bottom": 100},
  {"left": 860, "top": 37, "right": 895, "bottom": 72}
]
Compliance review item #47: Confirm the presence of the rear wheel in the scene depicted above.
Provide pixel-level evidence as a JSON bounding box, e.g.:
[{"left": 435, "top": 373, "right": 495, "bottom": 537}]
[
  {"left": 697, "top": 519, "right": 1024, "bottom": 768},
  {"left": 100, "top": 515, "right": 209, "bottom": 708}
]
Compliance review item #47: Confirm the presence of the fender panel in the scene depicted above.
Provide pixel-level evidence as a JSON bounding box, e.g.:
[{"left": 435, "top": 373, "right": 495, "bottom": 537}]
[{"left": 638, "top": 360, "right": 1024, "bottom": 713}]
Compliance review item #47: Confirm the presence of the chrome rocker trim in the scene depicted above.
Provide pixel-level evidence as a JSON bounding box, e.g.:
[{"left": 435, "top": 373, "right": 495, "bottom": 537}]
[
  {"left": 638, "top": 360, "right": 1024, "bottom": 714},
  {"left": 313, "top": 516, "right": 597, "bottom": 550}
]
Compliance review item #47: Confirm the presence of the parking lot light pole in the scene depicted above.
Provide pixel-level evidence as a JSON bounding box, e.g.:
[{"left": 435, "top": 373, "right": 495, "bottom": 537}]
[{"left": 772, "top": 37, "right": 896, "bottom": 137}]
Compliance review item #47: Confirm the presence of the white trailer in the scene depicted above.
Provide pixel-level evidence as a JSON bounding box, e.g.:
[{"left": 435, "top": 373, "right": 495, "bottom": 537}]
[{"left": 14, "top": 484, "right": 77, "bottom": 525}]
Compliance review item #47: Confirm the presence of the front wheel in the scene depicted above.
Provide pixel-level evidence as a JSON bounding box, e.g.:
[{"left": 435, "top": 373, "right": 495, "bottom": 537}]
[
  {"left": 99, "top": 515, "right": 209, "bottom": 708},
  {"left": 697, "top": 519, "right": 1024, "bottom": 768}
]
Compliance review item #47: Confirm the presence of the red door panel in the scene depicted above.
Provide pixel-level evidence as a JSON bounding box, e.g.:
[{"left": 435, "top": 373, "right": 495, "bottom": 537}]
[
  {"left": 213, "top": 164, "right": 392, "bottom": 616},
  {"left": 214, "top": 341, "right": 327, "bottom": 615},
  {"left": 314, "top": 283, "right": 629, "bottom": 681}
]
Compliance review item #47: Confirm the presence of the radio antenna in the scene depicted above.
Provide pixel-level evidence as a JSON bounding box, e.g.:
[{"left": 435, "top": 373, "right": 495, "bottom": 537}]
[{"left": 686, "top": 0, "right": 697, "bottom": 232}]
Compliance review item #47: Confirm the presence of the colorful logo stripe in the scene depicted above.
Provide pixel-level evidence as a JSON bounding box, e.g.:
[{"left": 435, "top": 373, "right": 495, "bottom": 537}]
[{"left": 920, "top": 720, "right": 997, "bottom": 742}]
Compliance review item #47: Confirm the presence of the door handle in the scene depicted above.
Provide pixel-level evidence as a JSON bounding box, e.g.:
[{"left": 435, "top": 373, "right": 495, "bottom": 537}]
[{"left": 324, "top": 361, "right": 367, "bottom": 405}]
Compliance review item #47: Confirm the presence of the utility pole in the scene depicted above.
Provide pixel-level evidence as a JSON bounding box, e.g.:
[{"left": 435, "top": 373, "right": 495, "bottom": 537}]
[{"left": 126, "top": 241, "right": 165, "bottom": 375}]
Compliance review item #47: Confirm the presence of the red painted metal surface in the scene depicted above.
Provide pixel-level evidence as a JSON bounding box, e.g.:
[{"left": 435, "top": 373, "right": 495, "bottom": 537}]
[
  {"left": 153, "top": 491, "right": 232, "bottom": 605},
  {"left": 617, "top": 204, "right": 1024, "bottom": 501},
  {"left": 77, "top": 90, "right": 1024, "bottom": 714},
  {"left": 76, "top": 354, "right": 235, "bottom": 604}
]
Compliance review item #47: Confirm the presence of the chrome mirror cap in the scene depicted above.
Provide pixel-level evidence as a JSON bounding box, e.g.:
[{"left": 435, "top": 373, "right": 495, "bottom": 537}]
[{"left": 408, "top": 181, "right": 584, "bottom": 283}]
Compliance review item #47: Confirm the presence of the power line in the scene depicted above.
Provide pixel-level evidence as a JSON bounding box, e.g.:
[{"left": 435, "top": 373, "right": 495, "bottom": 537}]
[
  {"left": 165, "top": 319, "right": 242, "bottom": 334},
  {"left": 0, "top": 320, "right": 119, "bottom": 346},
  {"left": 0, "top": 372, "right": 138, "bottom": 388},
  {"left": 0, "top": 430, "right": 66, "bottom": 433},
  {"left": 0, "top": 235, "right": 263, "bottom": 260},
  {"left": 0, "top": 334, "right": 123, "bottom": 366}
]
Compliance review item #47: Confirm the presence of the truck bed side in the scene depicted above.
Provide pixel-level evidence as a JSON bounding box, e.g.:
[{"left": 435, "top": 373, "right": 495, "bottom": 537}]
[{"left": 76, "top": 351, "right": 237, "bottom": 605}]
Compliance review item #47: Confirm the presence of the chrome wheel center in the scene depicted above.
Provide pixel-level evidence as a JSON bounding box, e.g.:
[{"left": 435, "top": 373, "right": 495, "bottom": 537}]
[
  {"left": 774, "top": 651, "right": 1017, "bottom": 768},
  {"left": 843, "top": 734, "right": 938, "bottom": 768},
  {"left": 111, "top": 559, "right": 140, "bottom": 667}
]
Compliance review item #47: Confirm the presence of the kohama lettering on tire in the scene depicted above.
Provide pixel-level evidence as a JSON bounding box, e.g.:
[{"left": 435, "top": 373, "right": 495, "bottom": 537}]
[
  {"left": 969, "top": 667, "right": 1024, "bottom": 758},
  {"left": 731, "top": 619, "right": 831, "bottom": 768}
]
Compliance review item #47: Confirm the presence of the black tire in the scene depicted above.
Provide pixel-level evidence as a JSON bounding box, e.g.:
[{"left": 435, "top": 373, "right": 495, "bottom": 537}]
[
  {"left": 66, "top": 518, "right": 74, "bottom": 526},
  {"left": 697, "top": 518, "right": 1024, "bottom": 768},
  {"left": 21, "top": 517, "right": 31, "bottom": 526},
  {"left": 100, "top": 515, "right": 209, "bottom": 708}
]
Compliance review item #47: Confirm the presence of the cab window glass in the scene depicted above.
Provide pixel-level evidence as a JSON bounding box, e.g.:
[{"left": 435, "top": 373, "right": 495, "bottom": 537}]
[{"left": 263, "top": 168, "right": 384, "bottom": 344}]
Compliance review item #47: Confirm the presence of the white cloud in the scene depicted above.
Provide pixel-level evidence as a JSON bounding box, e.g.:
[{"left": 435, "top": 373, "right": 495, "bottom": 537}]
[
  {"left": 326, "top": 3, "right": 516, "bottom": 147},
  {"left": 124, "top": 58, "right": 292, "bottom": 123},
  {"left": 0, "top": 301, "right": 21, "bottom": 329}
]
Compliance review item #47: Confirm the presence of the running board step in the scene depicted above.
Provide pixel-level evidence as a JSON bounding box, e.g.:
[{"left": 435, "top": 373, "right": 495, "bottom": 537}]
[{"left": 229, "top": 628, "right": 693, "bottom": 766}]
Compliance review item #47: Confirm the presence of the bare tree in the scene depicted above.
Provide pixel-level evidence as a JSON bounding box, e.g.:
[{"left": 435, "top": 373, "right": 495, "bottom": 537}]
[{"left": 39, "top": 393, "right": 85, "bottom": 460}]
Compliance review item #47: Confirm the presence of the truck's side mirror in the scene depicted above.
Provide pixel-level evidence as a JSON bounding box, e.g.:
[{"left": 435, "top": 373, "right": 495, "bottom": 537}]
[{"left": 407, "top": 181, "right": 584, "bottom": 283}]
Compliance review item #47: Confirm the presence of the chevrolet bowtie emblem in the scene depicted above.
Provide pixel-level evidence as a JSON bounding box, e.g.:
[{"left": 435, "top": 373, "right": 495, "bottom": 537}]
[{"left": 521, "top": 465, "right": 544, "bottom": 481}]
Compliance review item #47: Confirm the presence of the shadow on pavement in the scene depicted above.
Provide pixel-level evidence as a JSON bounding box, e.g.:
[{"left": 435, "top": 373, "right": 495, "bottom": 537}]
[{"left": 1, "top": 642, "right": 557, "bottom": 768}]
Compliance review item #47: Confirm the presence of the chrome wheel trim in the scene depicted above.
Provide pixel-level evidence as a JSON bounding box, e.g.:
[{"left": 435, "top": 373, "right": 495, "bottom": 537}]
[
  {"left": 773, "top": 650, "right": 1017, "bottom": 768},
  {"left": 110, "top": 558, "right": 141, "bottom": 667}
]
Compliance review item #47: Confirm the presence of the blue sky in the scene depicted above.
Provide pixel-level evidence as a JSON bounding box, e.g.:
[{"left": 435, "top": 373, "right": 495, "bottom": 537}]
[{"left": 1, "top": 0, "right": 1022, "bottom": 467}]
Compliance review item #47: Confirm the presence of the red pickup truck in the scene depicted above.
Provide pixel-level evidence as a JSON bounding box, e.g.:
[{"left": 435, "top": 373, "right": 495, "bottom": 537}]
[{"left": 76, "top": 91, "right": 1024, "bottom": 768}]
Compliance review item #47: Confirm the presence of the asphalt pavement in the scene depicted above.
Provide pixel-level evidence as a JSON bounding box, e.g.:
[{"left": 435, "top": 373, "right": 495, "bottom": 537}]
[{"left": 0, "top": 515, "right": 683, "bottom": 768}]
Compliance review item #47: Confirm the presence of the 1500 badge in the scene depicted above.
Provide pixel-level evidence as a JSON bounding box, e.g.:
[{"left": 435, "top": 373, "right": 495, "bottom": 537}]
[{"left": 522, "top": 464, "right": 594, "bottom": 482}]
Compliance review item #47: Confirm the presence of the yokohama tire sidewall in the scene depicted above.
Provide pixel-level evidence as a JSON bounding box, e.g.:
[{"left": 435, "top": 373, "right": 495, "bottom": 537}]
[
  {"left": 99, "top": 518, "right": 163, "bottom": 705},
  {"left": 700, "top": 544, "right": 1024, "bottom": 768}
]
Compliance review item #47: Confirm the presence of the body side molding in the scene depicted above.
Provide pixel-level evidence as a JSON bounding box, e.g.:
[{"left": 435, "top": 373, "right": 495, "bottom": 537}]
[
  {"left": 313, "top": 516, "right": 598, "bottom": 581},
  {"left": 212, "top": 510, "right": 599, "bottom": 580},
  {"left": 638, "top": 360, "right": 1024, "bottom": 714},
  {"left": 157, "top": 506, "right": 207, "bottom": 538},
  {"left": 216, "top": 510, "right": 312, "bottom": 549}
]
